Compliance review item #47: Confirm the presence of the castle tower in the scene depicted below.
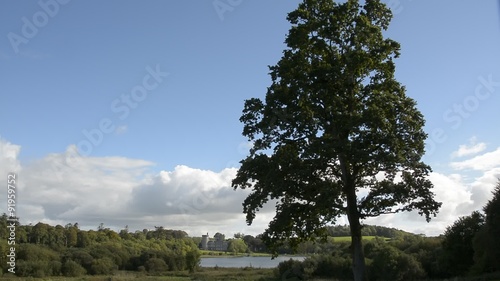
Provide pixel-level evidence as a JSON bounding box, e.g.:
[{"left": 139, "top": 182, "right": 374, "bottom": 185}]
[{"left": 201, "top": 233, "right": 209, "bottom": 250}]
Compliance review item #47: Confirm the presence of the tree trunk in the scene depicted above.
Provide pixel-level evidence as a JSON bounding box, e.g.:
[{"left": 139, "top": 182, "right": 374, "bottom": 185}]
[
  {"left": 339, "top": 155, "right": 367, "bottom": 280},
  {"left": 344, "top": 176, "right": 367, "bottom": 280},
  {"left": 349, "top": 215, "right": 367, "bottom": 281}
]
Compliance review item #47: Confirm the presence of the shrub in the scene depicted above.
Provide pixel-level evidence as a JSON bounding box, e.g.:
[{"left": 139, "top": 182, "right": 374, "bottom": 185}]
[
  {"left": 62, "top": 248, "right": 94, "bottom": 272},
  {"left": 48, "top": 260, "right": 62, "bottom": 276},
  {"left": 368, "top": 244, "right": 426, "bottom": 281},
  {"left": 145, "top": 257, "right": 168, "bottom": 273},
  {"left": 276, "top": 259, "right": 304, "bottom": 280},
  {"left": 62, "top": 260, "right": 86, "bottom": 277},
  {"left": 186, "top": 249, "right": 201, "bottom": 272},
  {"left": 15, "top": 260, "right": 51, "bottom": 278},
  {"left": 17, "top": 243, "right": 59, "bottom": 262},
  {"left": 310, "top": 254, "right": 352, "bottom": 280},
  {"left": 90, "top": 257, "right": 118, "bottom": 275}
]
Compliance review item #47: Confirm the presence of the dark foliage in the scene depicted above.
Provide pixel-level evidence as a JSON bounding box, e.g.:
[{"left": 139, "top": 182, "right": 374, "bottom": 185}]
[{"left": 0, "top": 214, "right": 200, "bottom": 277}]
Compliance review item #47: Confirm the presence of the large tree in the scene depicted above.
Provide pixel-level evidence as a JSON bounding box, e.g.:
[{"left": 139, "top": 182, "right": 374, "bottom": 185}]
[
  {"left": 472, "top": 180, "right": 500, "bottom": 273},
  {"left": 231, "top": 0, "right": 441, "bottom": 280},
  {"left": 483, "top": 180, "right": 500, "bottom": 271},
  {"left": 441, "top": 211, "right": 485, "bottom": 276}
]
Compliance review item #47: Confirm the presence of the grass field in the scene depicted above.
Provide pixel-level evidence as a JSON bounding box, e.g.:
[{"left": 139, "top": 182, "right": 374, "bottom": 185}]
[
  {"left": 0, "top": 268, "right": 277, "bottom": 281},
  {"left": 1, "top": 268, "right": 500, "bottom": 281},
  {"left": 330, "top": 235, "right": 385, "bottom": 242}
]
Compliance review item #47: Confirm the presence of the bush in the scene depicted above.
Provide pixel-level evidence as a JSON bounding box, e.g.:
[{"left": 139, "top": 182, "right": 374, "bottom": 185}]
[
  {"left": 368, "top": 244, "right": 426, "bottom": 281},
  {"left": 15, "top": 260, "right": 51, "bottom": 278},
  {"left": 276, "top": 259, "right": 304, "bottom": 280},
  {"left": 275, "top": 255, "right": 353, "bottom": 280},
  {"left": 90, "top": 257, "right": 118, "bottom": 275},
  {"left": 48, "top": 260, "right": 62, "bottom": 276},
  {"left": 186, "top": 249, "right": 201, "bottom": 272},
  {"left": 165, "top": 253, "right": 185, "bottom": 271},
  {"left": 145, "top": 257, "right": 168, "bottom": 273},
  {"left": 62, "top": 248, "right": 94, "bottom": 271},
  {"left": 90, "top": 242, "right": 131, "bottom": 269},
  {"left": 309, "top": 254, "right": 352, "bottom": 280},
  {"left": 62, "top": 260, "right": 86, "bottom": 277},
  {"left": 17, "top": 243, "right": 60, "bottom": 262}
]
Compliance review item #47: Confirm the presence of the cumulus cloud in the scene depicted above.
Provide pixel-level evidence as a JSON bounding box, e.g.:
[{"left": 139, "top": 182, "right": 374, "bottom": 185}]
[
  {"left": 2, "top": 136, "right": 499, "bottom": 238},
  {"left": 450, "top": 147, "right": 500, "bottom": 171},
  {"left": 365, "top": 140, "right": 500, "bottom": 236},
  {"left": 451, "top": 137, "right": 486, "bottom": 158},
  {"left": 0, "top": 138, "right": 22, "bottom": 174},
  {"left": 0, "top": 139, "right": 270, "bottom": 236},
  {"left": 15, "top": 145, "right": 155, "bottom": 227},
  {"left": 364, "top": 172, "right": 475, "bottom": 236}
]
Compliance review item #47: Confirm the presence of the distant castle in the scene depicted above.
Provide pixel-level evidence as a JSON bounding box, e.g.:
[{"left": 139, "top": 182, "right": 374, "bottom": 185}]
[{"left": 199, "top": 232, "right": 228, "bottom": 251}]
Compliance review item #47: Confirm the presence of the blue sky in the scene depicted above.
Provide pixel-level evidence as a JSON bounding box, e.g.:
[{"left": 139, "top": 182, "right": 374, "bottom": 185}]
[{"left": 1, "top": 0, "right": 500, "bottom": 237}]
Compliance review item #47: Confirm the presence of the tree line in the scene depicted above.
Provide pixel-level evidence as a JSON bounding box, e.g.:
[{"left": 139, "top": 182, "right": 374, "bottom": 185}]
[{"left": 0, "top": 222, "right": 200, "bottom": 278}]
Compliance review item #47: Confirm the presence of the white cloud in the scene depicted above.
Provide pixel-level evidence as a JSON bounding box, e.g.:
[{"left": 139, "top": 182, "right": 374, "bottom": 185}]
[
  {"left": 364, "top": 172, "right": 475, "bottom": 236},
  {"left": 451, "top": 137, "right": 486, "bottom": 158},
  {"left": 365, "top": 145, "right": 500, "bottom": 236},
  {"left": 2, "top": 137, "right": 499, "bottom": 238},
  {"left": 126, "top": 165, "right": 273, "bottom": 236},
  {"left": 0, "top": 138, "right": 22, "bottom": 174},
  {"left": 468, "top": 167, "right": 500, "bottom": 209},
  {"left": 0, "top": 140, "right": 269, "bottom": 236},
  {"left": 18, "top": 146, "right": 155, "bottom": 226},
  {"left": 450, "top": 147, "right": 500, "bottom": 171}
]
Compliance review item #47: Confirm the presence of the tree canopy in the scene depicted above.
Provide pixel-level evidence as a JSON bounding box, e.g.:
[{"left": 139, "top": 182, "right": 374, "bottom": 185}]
[
  {"left": 441, "top": 211, "right": 485, "bottom": 276},
  {"left": 232, "top": 0, "right": 441, "bottom": 280},
  {"left": 473, "top": 180, "right": 500, "bottom": 273}
]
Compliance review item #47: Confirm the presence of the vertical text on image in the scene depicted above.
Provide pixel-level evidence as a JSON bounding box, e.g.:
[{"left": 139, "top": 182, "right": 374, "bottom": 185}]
[{"left": 6, "top": 173, "right": 18, "bottom": 274}]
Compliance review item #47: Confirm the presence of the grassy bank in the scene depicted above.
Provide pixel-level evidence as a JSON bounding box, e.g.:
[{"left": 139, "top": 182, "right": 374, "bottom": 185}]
[
  {"left": 0, "top": 267, "right": 277, "bottom": 281},
  {"left": 2, "top": 268, "right": 499, "bottom": 281}
]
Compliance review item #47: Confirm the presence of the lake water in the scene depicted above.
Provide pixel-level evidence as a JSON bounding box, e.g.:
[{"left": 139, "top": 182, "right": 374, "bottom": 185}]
[{"left": 200, "top": 256, "right": 306, "bottom": 268}]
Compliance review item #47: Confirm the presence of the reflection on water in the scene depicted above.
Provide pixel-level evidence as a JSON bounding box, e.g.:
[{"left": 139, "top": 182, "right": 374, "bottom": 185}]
[{"left": 200, "top": 256, "right": 306, "bottom": 268}]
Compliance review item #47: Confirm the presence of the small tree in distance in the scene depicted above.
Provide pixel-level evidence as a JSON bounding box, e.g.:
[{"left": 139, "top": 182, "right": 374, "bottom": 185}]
[{"left": 232, "top": 0, "right": 441, "bottom": 280}]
